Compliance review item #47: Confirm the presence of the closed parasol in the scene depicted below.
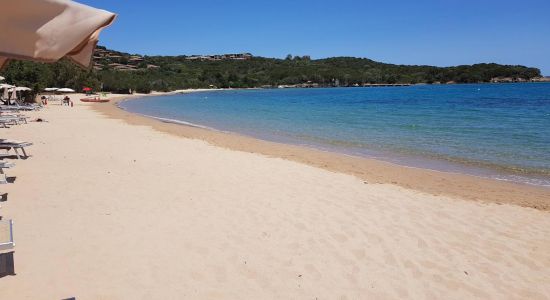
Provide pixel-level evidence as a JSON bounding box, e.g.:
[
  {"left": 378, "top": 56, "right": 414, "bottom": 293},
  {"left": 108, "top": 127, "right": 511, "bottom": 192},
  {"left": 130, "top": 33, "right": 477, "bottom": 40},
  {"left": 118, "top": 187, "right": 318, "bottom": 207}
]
[
  {"left": 14, "top": 87, "right": 31, "bottom": 92},
  {"left": 57, "top": 88, "right": 76, "bottom": 93}
]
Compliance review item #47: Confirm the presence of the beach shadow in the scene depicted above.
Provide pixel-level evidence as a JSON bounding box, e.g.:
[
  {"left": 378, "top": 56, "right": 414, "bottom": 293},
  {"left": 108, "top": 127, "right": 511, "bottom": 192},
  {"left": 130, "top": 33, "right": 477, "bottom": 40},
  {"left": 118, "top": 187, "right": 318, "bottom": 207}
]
[
  {"left": 0, "top": 155, "right": 27, "bottom": 160},
  {"left": 0, "top": 155, "right": 17, "bottom": 160},
  {"left": 0, "top": 193, "right": 7, "bottom": 202},
  {"left": 6, "top": 177, "right": 16, "bottom": 184},
  {"left": 0, "top": 251, "right": 15, "bottom": 278}
]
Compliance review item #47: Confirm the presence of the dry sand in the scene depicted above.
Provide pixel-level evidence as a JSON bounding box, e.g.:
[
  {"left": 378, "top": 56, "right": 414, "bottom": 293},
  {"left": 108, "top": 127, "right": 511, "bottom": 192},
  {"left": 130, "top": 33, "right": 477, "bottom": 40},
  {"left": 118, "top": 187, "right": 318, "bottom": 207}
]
[{"left": 0, "top": 94, "right": 549, "bottom": 299}]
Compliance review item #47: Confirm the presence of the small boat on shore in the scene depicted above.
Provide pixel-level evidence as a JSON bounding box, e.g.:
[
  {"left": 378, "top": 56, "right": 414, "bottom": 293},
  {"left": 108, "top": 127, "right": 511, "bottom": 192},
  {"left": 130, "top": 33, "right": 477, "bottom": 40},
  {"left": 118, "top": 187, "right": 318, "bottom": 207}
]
[{"left": 80, "top": 96, "right": 110, "bottom": 103}]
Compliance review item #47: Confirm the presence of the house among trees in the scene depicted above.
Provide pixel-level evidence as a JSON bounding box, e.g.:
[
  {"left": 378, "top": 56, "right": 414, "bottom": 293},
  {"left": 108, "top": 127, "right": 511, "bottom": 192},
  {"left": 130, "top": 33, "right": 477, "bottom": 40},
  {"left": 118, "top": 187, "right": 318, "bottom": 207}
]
[
  {"left": 185, "top": 53, "right": 253, "bottom": 61},
  {"left": 108, "top": 63, "right": 138, "bottom": 72},
  {"left": 93, "top": 62, "right": 104, "bottom": 71},
  {"left": 491, "top": 77, "right": 527, "bottom": 83},
  {"left": 94, "top": 48, "right": 110, "bottom": 58},
  {"left": 128, "top": 56, "right": 144, "bottom": 65},
  {"left": 531, "top": 76, "right": 550, "bottom": 82}
]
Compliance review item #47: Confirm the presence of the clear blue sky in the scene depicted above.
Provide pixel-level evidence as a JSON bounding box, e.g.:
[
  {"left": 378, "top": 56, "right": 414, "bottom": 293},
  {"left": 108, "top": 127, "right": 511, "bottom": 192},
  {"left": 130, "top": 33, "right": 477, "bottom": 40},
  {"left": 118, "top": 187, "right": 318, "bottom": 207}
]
[{"left": 81, "top": 0, "right": 550, "bottom": 75}]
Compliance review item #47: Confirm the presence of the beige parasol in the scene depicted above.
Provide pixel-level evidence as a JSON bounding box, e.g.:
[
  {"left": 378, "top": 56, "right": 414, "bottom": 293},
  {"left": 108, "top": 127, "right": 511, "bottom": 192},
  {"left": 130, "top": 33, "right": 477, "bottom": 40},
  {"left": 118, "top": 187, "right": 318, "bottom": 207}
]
[{"left": 0, "top": 0, "right": 116, "bottom": 69}]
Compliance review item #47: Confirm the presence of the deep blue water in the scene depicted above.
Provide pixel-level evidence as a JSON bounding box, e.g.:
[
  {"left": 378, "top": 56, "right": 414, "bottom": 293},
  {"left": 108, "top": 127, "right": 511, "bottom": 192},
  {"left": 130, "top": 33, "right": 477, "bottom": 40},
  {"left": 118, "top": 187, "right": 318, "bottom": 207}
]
[{"left": 120, "top": 84, "right": 550, "bottom": 186}]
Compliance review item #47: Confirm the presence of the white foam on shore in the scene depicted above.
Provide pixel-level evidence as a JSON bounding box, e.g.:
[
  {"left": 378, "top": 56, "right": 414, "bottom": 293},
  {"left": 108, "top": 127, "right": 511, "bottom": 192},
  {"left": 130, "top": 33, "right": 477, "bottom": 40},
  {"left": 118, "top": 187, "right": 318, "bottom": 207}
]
[{"left": 117, "top": 100, "right": 230, "bottom": 133}]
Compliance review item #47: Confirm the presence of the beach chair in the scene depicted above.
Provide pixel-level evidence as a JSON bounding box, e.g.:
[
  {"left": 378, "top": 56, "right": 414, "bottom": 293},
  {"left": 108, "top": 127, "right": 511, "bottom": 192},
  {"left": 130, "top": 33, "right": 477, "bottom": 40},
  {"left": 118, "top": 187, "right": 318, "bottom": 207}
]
[
  {"left": 0, "top": 140, "right": 32, "bottom": 159},
  {"left": 10, "top": 114, "right": 28, "bottom": 124},
  {"left": 0, "top": 251, "right": 15, "bottom": 278},
  {"left": 0, "top": 161, "right": 14, "bottom": 184},
  {"left": 0, "top": 114, "right": 27, "bottom": 125},
  {"left": 0, "top": 104, "right": 38, "bottom": 112},
  {"left": 0, "top": 221, "right": 15, "bottom": 279},
  {"left": 18, "top": 102, "right": 42, "bottom": 111},
  {"left": 0, "top": 220, "right": 15, "bottom": 251},
  {"left": 0, "top": 106, "right": 16, "bottom": 113},
  {"left": 0, "top": 119, "right": 12, "bottom": 128},
  {"left": 0, "top": 116, "right": 21, "bottom": 125}
]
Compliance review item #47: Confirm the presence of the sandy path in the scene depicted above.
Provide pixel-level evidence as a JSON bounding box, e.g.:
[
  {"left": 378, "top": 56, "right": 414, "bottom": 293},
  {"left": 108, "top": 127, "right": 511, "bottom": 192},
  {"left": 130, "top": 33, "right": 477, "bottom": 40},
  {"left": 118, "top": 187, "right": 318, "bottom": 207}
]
[{"left": 0, "top": 102, "right": 549, "bottom": 299}]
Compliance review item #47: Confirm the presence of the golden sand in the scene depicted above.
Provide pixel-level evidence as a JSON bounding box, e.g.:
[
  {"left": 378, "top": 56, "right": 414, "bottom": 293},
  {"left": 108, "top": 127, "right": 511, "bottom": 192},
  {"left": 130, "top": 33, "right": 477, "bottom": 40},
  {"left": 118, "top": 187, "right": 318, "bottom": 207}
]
[{"left": 0, "top": 94, "right": 548, "bottom": 299}]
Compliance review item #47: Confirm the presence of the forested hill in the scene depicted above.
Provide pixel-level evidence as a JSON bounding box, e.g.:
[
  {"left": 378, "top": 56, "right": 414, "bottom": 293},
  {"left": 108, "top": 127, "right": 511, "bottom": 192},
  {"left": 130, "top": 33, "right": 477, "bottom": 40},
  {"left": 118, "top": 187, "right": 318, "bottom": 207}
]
[{"left": 1, "top": 46, "right": 542, "bottom": 94}]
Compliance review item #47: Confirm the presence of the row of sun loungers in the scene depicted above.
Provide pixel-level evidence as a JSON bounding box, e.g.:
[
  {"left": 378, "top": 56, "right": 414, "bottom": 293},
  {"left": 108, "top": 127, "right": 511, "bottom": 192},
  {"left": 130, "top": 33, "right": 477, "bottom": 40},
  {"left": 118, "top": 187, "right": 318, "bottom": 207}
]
[
  {"left": 0, "top": 104, "right": 37, "bottom": 128},
  {"left": 0, "top": 106, "right": 36, "bottom": 180},
  {"left": 1, "top": 105, "right": 37, "bottom": 261}
]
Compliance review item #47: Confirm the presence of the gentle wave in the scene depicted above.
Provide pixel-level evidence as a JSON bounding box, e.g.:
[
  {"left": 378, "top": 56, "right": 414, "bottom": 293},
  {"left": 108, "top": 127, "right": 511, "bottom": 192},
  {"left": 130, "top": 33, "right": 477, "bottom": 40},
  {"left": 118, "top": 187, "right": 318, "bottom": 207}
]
[{"left": 118, "top": 98, "right": 223, "bottom": 131}]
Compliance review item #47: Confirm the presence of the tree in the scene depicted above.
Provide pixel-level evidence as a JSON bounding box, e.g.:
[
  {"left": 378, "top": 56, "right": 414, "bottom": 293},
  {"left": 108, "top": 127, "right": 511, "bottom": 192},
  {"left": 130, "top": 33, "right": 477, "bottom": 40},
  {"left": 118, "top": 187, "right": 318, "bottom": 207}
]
[{"left": 0, "top": 47, "right": 542, "bottom": 93}]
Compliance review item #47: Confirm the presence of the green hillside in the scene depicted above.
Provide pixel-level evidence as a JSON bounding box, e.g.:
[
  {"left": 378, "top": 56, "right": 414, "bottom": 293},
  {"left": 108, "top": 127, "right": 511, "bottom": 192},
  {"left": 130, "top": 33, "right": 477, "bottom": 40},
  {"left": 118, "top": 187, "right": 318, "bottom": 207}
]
[{"left": 1, "top": 46, "right": 542, "bottom": 94}]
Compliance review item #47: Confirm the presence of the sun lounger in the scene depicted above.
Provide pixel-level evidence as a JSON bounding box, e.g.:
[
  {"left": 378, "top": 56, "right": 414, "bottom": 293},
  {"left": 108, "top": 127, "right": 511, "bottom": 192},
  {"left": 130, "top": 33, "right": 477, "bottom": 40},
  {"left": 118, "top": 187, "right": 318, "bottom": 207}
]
[
  {"left": 0, "top": 251, "right": 15, "bottom": 278},
  {"left": 0, "top": 117, "right": 20, "bottom": 127},
  {"left": 0, "top": 140, "right": 32, "bottom": 159},
  {"left": 0, "top": 104, "right": 41, "bottom": 112},
  {"left": 0, "top": 115, "right": 27, "bottom": 125},
  {"left": 0, "top": 106, "right": 20, "bottom": 112},
  {"left": 0, "top": 161, "right": 14, "bottom": 184},
  {"left": 0, "top": 221, "right": 15, "bottom": 277},
  {"left": 0, "top": 119, "right": 13, "bottom": 128},
  {"left": 0, "top": 105, "right": 19, "bottom": 111},
  {"left": 0, "top": 220, "right": 15, "bottom": 251},
  {"left": 3, "top": 114, "right": 28, "bottom": 124}
]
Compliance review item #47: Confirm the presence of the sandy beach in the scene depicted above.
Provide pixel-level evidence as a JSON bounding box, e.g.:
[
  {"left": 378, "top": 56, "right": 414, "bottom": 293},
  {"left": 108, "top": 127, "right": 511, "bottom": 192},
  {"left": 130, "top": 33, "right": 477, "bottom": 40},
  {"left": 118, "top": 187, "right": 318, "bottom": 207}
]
[
  {"left": 0, "top": 94, "right": 549, "bottom": 299},
  {"left": 102, "top": 93, "right": 550, "bottom": 211}
]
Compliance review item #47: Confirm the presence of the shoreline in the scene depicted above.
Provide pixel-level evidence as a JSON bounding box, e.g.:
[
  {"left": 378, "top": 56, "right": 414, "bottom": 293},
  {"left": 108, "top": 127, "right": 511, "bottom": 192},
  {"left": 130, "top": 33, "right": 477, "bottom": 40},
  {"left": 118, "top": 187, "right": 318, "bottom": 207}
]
[
  {"left": 118, "top": 93, "right": 550, "bottom": 186},
  {"left": 92, "top": 91, "right": 550, "bottom": 211},
  {"left": 2, "top": 93, "right": 550, "bottom": 298}
]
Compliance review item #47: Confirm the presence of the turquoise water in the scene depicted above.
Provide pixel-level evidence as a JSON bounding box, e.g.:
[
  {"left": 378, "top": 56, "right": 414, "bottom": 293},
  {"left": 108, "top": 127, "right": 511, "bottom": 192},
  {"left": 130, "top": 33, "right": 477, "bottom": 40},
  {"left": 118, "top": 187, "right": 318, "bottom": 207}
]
[{"left": 120, "top": 84, "right": 550, "bottom": 186}]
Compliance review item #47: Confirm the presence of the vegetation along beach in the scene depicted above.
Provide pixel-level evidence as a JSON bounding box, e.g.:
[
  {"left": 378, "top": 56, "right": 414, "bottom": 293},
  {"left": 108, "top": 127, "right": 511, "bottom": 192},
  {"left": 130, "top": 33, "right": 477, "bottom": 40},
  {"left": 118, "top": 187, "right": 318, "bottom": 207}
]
[{"left": 1, "top": 0, "right": 549, "bottom": 299}]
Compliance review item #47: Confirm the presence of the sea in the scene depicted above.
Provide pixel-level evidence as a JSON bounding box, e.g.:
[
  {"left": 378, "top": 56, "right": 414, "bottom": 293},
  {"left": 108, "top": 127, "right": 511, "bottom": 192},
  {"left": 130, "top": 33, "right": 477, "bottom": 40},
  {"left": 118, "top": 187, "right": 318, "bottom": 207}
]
[{"left": 120, "top": 83, "right": 550, "bottom": 187}]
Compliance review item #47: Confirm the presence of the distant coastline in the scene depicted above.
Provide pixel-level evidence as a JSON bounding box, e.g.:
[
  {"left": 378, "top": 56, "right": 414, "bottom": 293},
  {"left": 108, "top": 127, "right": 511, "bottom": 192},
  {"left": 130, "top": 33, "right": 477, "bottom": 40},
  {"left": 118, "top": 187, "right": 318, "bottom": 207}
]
[
  {"left": 1, "top": 46, "right": 545, "bottom": 96},
  {"left": 268, "top": 80, "right": 550, "bottom": 89}
]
